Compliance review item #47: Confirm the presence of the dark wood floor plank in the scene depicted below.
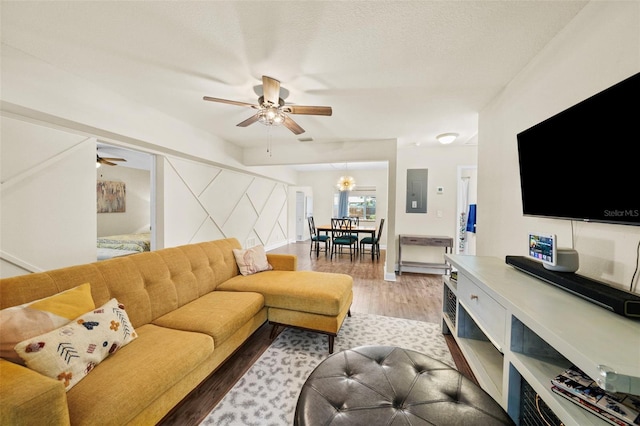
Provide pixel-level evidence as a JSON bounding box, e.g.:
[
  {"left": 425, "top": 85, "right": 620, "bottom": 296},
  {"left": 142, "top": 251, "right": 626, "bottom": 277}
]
[{"left": 158, "top": 242, "right": 473, "bottom": 425}]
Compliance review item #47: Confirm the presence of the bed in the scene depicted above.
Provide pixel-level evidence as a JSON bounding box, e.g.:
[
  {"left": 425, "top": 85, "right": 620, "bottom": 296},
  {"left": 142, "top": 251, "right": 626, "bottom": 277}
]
[{"left": 97, "top": 232, "right": 151, "bottom": 260}]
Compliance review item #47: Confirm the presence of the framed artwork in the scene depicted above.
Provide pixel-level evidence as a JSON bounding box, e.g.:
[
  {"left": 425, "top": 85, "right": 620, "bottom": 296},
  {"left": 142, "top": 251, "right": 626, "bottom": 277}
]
[{"left": 97, "top": 180, "right": 126, "bottom": 213}]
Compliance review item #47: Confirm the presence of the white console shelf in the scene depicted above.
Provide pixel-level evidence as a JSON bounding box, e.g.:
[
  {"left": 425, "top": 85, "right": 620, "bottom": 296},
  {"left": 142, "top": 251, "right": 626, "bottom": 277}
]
[{"left": 442, "top": 254, "right": 640, "bottom": 426}]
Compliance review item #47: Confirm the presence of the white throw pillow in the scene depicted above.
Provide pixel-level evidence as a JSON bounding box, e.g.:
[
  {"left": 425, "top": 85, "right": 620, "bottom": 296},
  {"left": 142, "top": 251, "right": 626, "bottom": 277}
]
[
  {"left": 14, "top": 298, "right": 137, "bottom": 391},
  {"left": 233, "top": 245, "right": 273, "bottom": 276}
]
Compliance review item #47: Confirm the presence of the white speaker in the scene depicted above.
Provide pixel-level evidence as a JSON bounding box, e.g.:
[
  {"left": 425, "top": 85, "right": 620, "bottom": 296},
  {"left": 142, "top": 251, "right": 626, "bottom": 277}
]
[{"left": 543, "top": 248, "right": 579, "bottom": 273}]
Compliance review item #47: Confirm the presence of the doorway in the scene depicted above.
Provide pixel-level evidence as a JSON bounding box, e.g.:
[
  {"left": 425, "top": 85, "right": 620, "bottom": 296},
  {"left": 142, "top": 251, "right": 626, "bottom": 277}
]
[
  {"left": 96, "top": 142, "right": 156, "bottom": 259},
  {"left": 456, "top": 165, "right": 477, "bottom": 255}
]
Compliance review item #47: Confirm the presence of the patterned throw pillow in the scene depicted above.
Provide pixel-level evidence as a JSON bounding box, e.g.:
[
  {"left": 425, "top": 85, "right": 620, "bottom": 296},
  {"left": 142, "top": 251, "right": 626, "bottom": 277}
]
[
  {"left": 14, "top": 298, "right": 137, "bottom": 391},
  {"left": 0, "top": 283, "right": 95, "bottom": 364},
  {"left": 233, "top": 245, "right": 273, "bottom": 276}
]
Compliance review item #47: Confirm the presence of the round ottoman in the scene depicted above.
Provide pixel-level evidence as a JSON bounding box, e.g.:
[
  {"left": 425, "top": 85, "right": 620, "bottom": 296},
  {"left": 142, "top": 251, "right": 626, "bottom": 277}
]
[{"left": 294, "top": 345, "right": 515, "bottom": 426}]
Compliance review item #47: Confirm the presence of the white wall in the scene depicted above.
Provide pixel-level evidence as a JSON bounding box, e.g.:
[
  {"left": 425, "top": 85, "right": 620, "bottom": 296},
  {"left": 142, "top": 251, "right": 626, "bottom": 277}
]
[
  {"left": 1, "top": 116, "right": 97, "bottom": 277},
  {"left": 395, "top": 145, "right": 478, "bottom": 266},
  {"left": 96, "top": 165, "right": 151, "bottom": 237},
  {"left": 478, "top": 1, "right": 640, "bottom": 293}
]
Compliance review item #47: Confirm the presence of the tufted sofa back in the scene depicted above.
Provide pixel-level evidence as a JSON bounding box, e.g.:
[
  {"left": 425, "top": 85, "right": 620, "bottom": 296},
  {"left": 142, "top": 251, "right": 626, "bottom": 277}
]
[{"left": 0, "top": 238, "right": 242, "bottom": 328}]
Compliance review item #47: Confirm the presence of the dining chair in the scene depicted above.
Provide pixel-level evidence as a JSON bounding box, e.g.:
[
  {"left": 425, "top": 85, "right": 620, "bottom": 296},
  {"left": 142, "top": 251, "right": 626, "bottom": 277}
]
[
  {"left": 360, "top": 218, "right": 385, "bottom": 261},
  {"left": 330, "top": 217, "right": 358, "bottom": 261},
  {"left": 308, "top": 216, "right": 330, "bottom": 257},
  {"left": 343, "top": 216, "right": 360, "bottom": 251}
]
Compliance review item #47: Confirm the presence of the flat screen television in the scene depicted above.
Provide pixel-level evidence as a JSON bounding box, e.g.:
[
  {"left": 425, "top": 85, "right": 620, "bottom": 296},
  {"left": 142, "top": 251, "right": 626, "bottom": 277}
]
[{"left": 516, "top": 72, "right": 640, "bottom": 226}]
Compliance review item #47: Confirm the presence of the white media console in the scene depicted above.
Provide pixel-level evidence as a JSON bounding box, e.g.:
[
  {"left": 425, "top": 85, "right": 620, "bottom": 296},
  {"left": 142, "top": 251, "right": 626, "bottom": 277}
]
[{"left": 442, "top": 254, "right": 640, "bottom": 426}]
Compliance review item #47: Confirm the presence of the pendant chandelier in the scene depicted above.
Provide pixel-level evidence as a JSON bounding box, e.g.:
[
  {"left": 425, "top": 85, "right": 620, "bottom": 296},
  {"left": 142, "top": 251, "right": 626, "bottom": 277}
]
[{"left": 336, "top": 175, "right": 356, "bottom": 192}]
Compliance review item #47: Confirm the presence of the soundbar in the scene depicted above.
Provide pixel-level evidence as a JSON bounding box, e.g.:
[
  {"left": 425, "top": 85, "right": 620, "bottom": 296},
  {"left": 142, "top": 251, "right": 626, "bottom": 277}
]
[{"left": 505, "top": 256, "right": 640, "bottom": 319}]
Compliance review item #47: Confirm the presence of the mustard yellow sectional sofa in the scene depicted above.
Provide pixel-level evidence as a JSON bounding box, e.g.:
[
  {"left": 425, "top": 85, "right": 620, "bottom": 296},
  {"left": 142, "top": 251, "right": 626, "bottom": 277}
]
[{"left": 0, "top": 238, "right": 353, "bottom": 426}]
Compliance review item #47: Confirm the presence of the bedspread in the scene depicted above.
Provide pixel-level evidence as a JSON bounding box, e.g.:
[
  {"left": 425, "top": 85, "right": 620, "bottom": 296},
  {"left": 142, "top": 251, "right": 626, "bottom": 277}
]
[{"left": 96, "top": 232, "right": 151, "bottom": 253}]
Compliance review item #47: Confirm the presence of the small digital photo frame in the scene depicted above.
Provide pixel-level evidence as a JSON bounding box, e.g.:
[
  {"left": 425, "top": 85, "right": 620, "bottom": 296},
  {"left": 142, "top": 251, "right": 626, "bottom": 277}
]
[{"left": 528, "top": 233, "right": 557, "bottom": 266}]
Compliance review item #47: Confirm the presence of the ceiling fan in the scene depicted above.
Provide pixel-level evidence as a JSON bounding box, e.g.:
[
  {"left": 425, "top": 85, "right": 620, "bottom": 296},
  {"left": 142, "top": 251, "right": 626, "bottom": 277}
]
[
  {"left": 96, "top": 154, "right": 126, "bottom": 167},
  {"left": 203, "top": 75, "right": 332, "bottom": 135}
]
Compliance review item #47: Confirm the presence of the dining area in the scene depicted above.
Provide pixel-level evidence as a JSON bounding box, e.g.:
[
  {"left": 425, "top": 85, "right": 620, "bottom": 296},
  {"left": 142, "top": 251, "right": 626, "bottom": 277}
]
[{"left": 308, "top": 216, "right": 385, "bottom": 262}]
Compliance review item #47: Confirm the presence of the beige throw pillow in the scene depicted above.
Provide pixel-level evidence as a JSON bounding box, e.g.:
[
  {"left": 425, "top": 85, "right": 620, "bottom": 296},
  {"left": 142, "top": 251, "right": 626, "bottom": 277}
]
[
  {"left": 233, "top": 245, "right": 273, "bottom": 276},
  {"left": 14, "top": 298, "right": 137, "bottom": 391},
  {"left": 0, "top": 283, "right": 95, "bottom": 364}
]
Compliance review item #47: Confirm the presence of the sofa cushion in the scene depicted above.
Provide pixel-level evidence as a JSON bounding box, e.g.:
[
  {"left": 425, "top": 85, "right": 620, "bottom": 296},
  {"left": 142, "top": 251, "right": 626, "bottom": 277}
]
[
  {"left": 233, "top": 245, "right": 273, "bottom": 276},
  {"left": 152, "top": 291, "right": 265, "bottom": 346},
  {"left": 65, "top": 323, "right": 213, "bottom": 425},
  {"left": 14, "top": 298, "right": 137, "bottom": 391},
  {"left": 0, "top": 283, "right": 95, "bottom": 364},
  {"left": 218, "top": 271, "right": 353, "bottom": 316}
]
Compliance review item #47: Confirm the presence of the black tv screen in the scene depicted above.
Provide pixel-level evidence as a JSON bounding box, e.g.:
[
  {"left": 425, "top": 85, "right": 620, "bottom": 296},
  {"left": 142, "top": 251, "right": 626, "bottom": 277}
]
[{"left": 516, "top": 72, "right": 640, "bottom": 226}]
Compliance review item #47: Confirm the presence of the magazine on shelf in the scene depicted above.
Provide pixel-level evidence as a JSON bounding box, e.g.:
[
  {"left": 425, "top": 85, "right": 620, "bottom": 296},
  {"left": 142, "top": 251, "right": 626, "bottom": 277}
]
[
  {"left": 551, "top": 386, "right": 632, "bottom": 426},
  {"left": 551, "top": 365, "right": 640, "bottom": 426}
]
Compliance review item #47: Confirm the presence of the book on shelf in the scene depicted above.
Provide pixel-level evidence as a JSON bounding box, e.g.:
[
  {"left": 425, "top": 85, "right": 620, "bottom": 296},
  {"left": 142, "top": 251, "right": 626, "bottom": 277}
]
[
  {"left": 551, "top": 386, "right": 632, "bottom": 426},
  {"left": 551, "top": 365, "right": 640, "bottom": 426}
]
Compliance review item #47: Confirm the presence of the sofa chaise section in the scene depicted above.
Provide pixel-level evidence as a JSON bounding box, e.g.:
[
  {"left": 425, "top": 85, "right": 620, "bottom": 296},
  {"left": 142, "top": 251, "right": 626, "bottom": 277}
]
[{"left": 220, "top": 270, "right": 353, "bottom": 353}]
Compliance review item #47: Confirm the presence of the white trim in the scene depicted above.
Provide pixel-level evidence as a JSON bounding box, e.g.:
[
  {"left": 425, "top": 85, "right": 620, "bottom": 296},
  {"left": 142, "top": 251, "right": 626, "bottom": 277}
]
[{"left": 0, "top": 250, "right": 44, "bottom": 273}]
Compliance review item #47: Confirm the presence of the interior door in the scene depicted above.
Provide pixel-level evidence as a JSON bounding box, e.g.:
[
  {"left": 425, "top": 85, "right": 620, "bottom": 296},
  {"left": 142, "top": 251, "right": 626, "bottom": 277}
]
[{"left": 296, "top": 191, "right": 305, "bottom": 241}]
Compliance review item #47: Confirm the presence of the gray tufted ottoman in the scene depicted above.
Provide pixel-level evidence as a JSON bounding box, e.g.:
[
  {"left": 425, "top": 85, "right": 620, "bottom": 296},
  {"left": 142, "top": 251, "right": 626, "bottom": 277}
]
[{"left": 294, "top": 345, "right": 515, "bottom": 426}]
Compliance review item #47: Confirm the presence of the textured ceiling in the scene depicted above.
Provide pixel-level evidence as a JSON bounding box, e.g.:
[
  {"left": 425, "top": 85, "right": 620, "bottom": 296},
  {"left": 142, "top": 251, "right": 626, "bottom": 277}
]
[{"left": 1, "top": 1, "right": 588, "bottom": 153}]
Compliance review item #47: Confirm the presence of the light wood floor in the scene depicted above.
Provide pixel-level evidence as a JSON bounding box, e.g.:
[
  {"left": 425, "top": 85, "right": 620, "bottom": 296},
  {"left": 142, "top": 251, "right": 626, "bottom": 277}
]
[{"left": 158, "top": 242, "right": 474, "bottom": 425}]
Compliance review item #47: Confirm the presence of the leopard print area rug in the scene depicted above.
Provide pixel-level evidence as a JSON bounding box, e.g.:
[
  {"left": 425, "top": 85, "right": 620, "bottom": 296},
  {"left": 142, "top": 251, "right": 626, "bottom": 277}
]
[{"left": 201, "top": 312, "right": 455, "bottom": 426}]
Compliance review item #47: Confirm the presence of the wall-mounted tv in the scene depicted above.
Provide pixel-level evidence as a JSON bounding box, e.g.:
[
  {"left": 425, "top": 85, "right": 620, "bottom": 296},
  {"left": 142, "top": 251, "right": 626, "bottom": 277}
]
[{"left": 516, "top": 72, "right": 640, "bottom": 226}]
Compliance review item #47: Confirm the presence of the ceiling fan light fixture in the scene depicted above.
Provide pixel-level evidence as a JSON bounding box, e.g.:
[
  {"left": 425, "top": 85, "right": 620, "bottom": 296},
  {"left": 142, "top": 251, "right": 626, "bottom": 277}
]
[
  {"left": 258, "top": 106, "right": 285, "bottom": 126},
  {"left": 437, "top": 132, "right": 459, "bottom": 144}
]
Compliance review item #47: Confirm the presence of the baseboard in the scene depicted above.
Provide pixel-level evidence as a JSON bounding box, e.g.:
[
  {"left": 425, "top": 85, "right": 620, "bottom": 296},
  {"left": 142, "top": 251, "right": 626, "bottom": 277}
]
[
  {"left": 397, "top": 265, "right": 448, "bottom": 275},
  {"left": 384, "top": 266, "right": 396, "bottom": 282}
]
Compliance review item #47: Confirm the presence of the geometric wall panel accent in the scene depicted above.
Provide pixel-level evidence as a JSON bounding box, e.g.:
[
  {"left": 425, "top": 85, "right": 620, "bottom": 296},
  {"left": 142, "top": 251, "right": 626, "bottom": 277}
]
[
  {"left": 1, "top": 117, "right": 97, "bottom": 276},
  {"left": 246, "top": 178, "right": 276, "bottom": 213},
  {"left": 169, "top": 156, "right": 221, "bottom": 197},
  {"left": 221, "top": 196, "right": 258, "bottom": 246},
  {"left": 254, "top": 184, "right": 286, "bottom": 244},
  {"left": 199, "top": 170, "right": 253, "bottom": 226},
  {"left": 191, "top": 217, "right": 225, "bottom": 244},
  {"left": 163, "top": 156, "right": 288, "bottom": 249},
  {"left": 268, "top": 206, "right": 288, "bottom": 247},
  {"left": 163, "top": 161, "right": 210, "bottom": 247}
]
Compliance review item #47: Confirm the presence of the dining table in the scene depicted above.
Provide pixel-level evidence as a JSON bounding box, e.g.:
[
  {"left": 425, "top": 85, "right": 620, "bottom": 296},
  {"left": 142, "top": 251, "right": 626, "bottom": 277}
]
[{"left": 316, "top": 223, "right": 377, "bottom": 239}]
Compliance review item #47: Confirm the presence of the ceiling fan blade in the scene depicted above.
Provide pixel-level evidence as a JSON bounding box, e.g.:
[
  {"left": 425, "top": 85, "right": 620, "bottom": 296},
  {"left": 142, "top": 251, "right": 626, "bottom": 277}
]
[
  {"left": 100, "top": 157, "right": 127, "bottom": 162},
  {"left": 203, "top": 96, "right": 257, "bottom": 108},
  {"left": 236, "top": 113, "right": 260, "bottom": 127},
  {"left": 282, "top": 116, "right": 305, "bottom": 135},
  {"left": 100, "top": 159, "right": 118, "bottom": 166},
  {"left": 283, "top": 105, "right": 333, "bottom": 116},
  {"left": 262, "top": 76, "right": 280, "bottom": 106}
]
